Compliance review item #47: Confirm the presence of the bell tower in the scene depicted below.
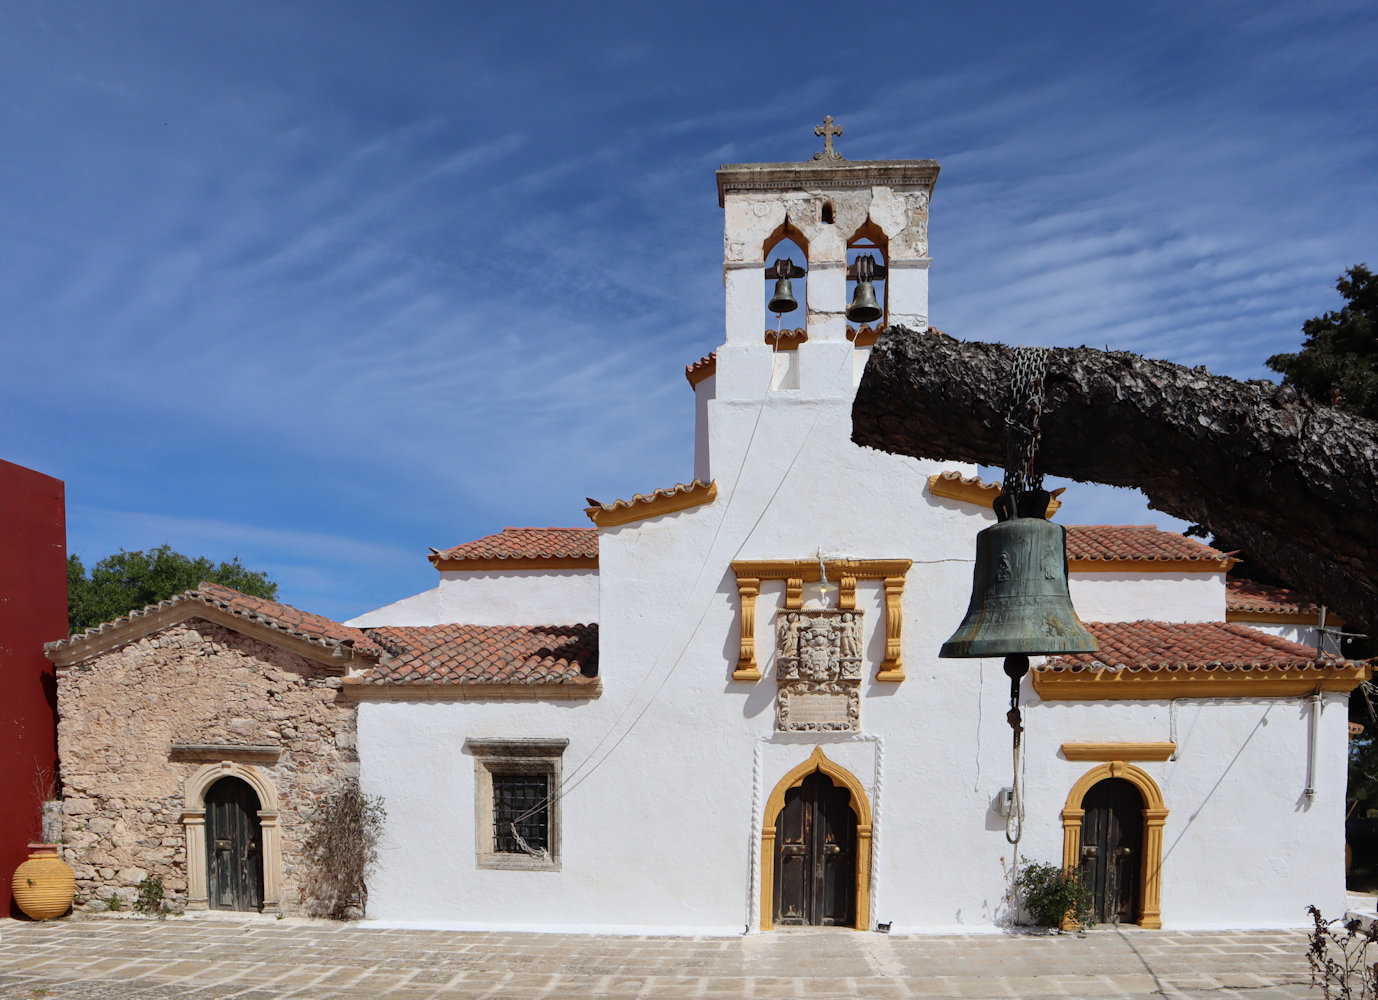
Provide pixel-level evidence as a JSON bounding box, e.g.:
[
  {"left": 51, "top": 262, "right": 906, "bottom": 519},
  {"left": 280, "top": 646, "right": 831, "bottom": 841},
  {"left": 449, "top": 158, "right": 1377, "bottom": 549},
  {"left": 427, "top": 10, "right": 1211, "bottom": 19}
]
[
  {"left": 713, "top": 124, "right": 938, "bottom": 389},
  {"left": 697, "top": 123, "right": 939, "bottom": 480}
]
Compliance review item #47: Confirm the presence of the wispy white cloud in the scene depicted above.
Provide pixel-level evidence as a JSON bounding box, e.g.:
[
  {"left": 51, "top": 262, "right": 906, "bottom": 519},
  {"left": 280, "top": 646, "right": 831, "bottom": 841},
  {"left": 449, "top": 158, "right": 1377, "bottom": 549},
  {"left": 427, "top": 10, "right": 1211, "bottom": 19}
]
[{"left": 3, "top": 2, "right": 1374, "bottom": 616}]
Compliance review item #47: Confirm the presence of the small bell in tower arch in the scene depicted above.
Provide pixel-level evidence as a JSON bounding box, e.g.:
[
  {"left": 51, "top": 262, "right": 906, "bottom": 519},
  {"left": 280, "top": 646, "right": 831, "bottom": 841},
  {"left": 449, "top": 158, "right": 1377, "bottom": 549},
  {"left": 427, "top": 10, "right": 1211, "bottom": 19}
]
[
  {"left": 846, "top": 253, "right": 885, "bottom": 325},
  {"left": 766, "top": 258, "right": 805, "bottom": 314}
]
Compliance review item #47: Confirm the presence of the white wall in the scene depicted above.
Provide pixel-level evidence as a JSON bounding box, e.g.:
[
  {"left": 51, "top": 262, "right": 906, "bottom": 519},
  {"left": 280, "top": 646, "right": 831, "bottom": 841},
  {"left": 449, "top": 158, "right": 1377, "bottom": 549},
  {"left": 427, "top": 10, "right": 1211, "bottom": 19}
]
[
  {"left": 356, "top": 172, "right": 1342, "bottom": 936},
  {"left": 1022, "top": 693, "right": 1348, "bottom": 929},
  {"left": 1069, "top": 571, "right": 1226, "bottom": 624},
  {"left": 357, "top": 336, "right": 1341, "bottom": 933},
  {"left": 346, "top": 568, "right": 598, "bottom": 627}
]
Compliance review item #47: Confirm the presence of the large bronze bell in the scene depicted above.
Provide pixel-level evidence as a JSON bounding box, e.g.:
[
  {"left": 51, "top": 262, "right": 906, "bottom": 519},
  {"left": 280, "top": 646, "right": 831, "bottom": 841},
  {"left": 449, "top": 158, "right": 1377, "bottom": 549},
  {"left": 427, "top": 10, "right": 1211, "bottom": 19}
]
[
  {"left": 768, "top": 276, "right": 798, "bottom": 314},
  {"left": 940, "top": 490, "right": 1100, "bottom": 658}
]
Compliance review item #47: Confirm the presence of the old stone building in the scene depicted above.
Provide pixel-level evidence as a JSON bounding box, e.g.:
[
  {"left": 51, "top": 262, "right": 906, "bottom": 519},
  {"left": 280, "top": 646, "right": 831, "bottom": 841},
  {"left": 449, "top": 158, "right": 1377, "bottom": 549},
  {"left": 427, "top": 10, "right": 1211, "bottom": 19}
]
[{"left": 48, "top": 583, "right": 376, "bottom": 913}]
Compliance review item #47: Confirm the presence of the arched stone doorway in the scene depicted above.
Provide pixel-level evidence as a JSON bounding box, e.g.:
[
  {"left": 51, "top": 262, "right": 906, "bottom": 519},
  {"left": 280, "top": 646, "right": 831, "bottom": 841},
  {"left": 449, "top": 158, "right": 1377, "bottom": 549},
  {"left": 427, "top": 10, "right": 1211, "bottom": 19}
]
[
  {"left": 182, "top": 761, "right": 282, "bottom": 913},
  {"left": 205, "top": 777, "right": 265, "bottom": 911},
  {"left": 760, "top": 747, "right": 872, "bottom": 931},
  {"left": 1061, "top": 761, "right": 1167, "bottom": 929}
]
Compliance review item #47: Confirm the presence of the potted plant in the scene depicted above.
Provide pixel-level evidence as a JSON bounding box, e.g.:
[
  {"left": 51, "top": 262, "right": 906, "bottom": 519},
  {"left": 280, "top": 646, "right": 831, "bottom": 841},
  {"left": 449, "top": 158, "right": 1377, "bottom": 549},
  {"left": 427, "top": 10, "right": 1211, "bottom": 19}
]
[{"left": 11, "top": 766, "right": 75, "bottom": 920}]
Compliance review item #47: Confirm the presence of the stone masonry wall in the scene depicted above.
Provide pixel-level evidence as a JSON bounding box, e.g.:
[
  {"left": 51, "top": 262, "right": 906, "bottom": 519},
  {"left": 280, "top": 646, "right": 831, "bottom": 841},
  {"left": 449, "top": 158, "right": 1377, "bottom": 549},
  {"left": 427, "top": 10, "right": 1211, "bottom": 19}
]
[{"left": 56, "top": 619, "right": 357, "bottom": 914}]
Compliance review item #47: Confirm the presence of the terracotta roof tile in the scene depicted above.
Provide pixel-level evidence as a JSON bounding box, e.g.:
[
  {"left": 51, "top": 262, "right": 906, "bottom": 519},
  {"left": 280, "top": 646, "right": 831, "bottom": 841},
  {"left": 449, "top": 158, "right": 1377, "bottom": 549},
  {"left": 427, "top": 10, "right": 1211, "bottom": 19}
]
[
  {"left": 686, "top": 351, "right": 716, "bottom": 386},
  {"left": 584, "top": 480, "right": 718, "bottom": 527},
  {"left": 46, "top": 581, "right": 387, "bottom": 658},
  {"left": 1042, "top": 620, "right": 1335, "bottom": 672},
  {"left": 1065, "top": 525, "right": 1228, "bottom": 563},
  {"left": 431, "top": 527, "right": 598, "bottom": 565},
  {"left": 359, "top": 623, "right": 599, "bottom": 686},
  {"left": 1227, "top": 578, "right": 1322, "bottom": 617}
]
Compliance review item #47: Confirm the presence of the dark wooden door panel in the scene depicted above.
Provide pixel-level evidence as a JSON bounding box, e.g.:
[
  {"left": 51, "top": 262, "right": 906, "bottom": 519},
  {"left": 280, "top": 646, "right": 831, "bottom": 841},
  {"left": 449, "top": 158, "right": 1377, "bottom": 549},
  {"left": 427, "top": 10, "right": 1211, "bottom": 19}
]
[
  {"left": 205, "top": 777, "right": 264, "bottom": 912},
  {"left": 1082, "top": 778, "right": 1142, "bottom": 924},
  {"left": 773, "top": 771, "right": 857, "bottom": 927}
]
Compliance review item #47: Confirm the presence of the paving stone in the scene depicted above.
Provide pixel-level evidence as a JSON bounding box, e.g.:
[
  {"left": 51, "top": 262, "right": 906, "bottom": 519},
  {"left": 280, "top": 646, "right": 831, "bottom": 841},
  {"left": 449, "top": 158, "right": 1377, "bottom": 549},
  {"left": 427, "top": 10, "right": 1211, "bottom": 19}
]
[{"left": 0, "top": 915, "right": 1326, "bottom": 999}]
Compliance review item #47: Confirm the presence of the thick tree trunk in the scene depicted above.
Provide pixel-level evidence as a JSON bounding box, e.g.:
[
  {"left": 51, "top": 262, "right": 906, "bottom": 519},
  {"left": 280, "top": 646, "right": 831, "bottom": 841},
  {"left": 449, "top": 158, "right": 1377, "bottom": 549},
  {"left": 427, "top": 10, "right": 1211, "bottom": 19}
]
[{"left": 852, "top": 325, "right": 1378, "bottom": 635}]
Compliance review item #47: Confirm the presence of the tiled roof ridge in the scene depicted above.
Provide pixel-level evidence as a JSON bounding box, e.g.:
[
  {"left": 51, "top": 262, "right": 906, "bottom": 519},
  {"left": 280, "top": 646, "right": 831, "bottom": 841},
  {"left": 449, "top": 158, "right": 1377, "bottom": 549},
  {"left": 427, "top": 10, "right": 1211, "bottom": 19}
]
[
  {"left": 47, "top": 580, "right": 385, "bottom": 658},
  {"left": 1041, "top": 620, "right": 1349, "bottom": 672},
  {"left": 431, "top": 525, "right": 599, "bottom": 564},
  {"left": 1227, "top": 577, "right": 1322, "bottom": 616},
  {"left": 584, "top": 480, "right": 719, "bottom": 526},
  {"left": 686, "top": 351, "right": 717, "bottom": 385},
  {"left": 586, "top": 480, "right": 710, "bottom": 514},
  {"left": 1064, "top": 525, "right": 1228, "bottom": 562}
]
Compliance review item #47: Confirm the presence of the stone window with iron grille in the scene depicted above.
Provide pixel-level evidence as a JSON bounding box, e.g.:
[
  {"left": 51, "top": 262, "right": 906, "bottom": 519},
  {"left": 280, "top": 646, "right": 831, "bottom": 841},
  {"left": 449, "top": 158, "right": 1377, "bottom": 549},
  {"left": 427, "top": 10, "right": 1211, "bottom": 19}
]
[{"left": 465, "top": 738, "right": 566, "bottom": 871}]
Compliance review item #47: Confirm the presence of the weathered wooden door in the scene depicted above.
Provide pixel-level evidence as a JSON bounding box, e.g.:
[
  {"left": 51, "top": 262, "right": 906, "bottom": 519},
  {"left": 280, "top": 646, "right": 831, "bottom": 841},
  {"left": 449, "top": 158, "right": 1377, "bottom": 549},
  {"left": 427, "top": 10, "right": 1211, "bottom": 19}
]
[
  {"left": 1081, "top": 777, "right": 1143, "bottom": 924},
  {"left": 205, "top": 777, "right": 264, "bottom": 912},
  {"left": 774, "top": 771, "right": 856, "bottom": 926}
]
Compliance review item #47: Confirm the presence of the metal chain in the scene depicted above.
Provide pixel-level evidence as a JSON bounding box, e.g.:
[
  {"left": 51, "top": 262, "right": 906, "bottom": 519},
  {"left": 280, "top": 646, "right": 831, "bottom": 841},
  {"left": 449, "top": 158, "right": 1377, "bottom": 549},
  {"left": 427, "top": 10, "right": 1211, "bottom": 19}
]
[{"left": 1003, "top": 346, "right": 1051, "bottom": 499}]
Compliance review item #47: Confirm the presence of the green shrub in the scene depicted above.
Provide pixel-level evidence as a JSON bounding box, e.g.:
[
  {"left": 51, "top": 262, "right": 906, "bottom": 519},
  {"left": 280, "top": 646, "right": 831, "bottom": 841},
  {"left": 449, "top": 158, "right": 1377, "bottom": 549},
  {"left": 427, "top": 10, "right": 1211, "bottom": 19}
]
[
  {"left": 134, "top": 876, "right": 174, "bottom": 919},
  {"left": 1014, "top": 861, "right": 1093, "bottom": 929}
]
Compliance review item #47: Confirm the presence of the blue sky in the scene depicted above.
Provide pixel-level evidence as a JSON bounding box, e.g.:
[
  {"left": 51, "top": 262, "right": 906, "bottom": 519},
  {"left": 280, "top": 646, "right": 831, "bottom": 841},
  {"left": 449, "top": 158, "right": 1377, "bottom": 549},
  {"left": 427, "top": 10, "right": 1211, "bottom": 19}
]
[{"left": 3, "top": 2, "right": 1374, "bottom": 622}]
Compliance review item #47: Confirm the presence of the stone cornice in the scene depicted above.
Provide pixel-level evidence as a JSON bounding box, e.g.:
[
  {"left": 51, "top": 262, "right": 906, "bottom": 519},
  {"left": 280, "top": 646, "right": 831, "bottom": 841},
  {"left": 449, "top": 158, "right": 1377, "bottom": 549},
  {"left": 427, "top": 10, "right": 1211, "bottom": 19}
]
[
  {"left": 433, "top": 555, "right": 599, "bottom": 573},
  {"left": 342, "top": 678, "right": 602, "bottom": 702},
  {"left": 716, "top": 159, "right": 941, "bottom": 207},
  {"left": 927, "top": 472, "right": 1062, "bottom": 516},
  {"left": 1033, "top": 662, "right": 1369, "bottom": 701},
  {"left": 1059, "top": 742, "right": 1176, "bottom": 761},
  {"left": 1068, "top": 557, "right": 1234, "bottom": 574}
]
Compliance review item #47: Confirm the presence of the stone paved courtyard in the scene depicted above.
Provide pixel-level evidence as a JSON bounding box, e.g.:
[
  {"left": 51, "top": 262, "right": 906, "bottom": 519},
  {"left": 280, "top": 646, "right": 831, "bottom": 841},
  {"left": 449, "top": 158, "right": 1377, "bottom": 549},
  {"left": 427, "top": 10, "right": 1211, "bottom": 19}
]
[{"left": 0, "top": 913, "right": 1322, "bottom": 999}]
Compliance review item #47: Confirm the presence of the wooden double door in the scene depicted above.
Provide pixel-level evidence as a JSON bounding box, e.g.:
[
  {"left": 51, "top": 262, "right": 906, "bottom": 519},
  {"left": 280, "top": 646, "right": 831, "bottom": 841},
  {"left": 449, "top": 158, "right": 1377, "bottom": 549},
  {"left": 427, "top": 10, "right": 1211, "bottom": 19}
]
[
  {"left": 1080, "top": 777, "right": 1143, "bottom": 924},
  {"left": 773, "top": 771, "right": 857, "bottom": 926},
  {"left": 205, "top": 777, "right": 265, "bottom": 912}
]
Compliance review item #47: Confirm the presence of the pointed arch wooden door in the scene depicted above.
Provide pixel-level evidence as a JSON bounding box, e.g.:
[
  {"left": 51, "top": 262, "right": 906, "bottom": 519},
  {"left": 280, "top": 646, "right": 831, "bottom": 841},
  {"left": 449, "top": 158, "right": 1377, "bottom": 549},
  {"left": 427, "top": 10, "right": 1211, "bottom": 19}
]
[
  {"left": 773, "top": 771, "right": 857, "bottom": 926},
  {"left": 205, "top": 777, "right": 265, "bottom": 912}
]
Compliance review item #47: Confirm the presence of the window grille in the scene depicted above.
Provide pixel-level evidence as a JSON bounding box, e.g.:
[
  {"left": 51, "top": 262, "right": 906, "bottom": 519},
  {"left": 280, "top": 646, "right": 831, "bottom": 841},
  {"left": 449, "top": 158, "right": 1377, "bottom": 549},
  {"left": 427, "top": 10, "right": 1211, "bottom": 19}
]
[{"left": 493, "top": 773, "right": 549, "bottom": 854}]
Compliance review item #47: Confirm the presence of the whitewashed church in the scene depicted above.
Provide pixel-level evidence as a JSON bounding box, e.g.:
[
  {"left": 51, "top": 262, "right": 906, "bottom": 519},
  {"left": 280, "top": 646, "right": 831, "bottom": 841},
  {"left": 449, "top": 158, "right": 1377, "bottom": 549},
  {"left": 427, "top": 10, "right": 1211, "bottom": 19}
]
[
  {"left": 49, "top": 132, "right": 1364, "bottom": 933},
  {"left": 342, "top": 137, "right": 1364, "bottom": 934}
]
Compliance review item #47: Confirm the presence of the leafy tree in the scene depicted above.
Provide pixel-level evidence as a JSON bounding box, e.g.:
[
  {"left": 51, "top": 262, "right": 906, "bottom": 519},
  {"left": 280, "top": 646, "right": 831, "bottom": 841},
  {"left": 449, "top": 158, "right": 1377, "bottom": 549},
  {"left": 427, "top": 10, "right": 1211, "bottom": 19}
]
[
  {"left": 1267, "top": 264, "right": 1378, "bottom": 418},
  {"left": 67, "top": 545, "right": 277, "bottom": 634}
]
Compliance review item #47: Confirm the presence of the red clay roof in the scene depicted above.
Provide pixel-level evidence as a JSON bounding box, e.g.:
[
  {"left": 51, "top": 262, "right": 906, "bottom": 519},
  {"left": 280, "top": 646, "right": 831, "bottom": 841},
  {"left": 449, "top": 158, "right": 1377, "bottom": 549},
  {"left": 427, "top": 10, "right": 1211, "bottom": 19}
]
[
  {"left": 1227, "top": 578, "right": 1322, "bottom": 617},
  {"left": 1065, "top": 525, "right": 1227, "bottom": 563},
  {"left": 359, "top": 623, "right": 598, "bottom": 686},
  {"left": 46, "top": 581, "right": 388, "bottom": 659},
  {"left": 1042, "top": 620, "right": 1331, "bottom": 672},
  {"left": 431, "top": 526, "right": 598, "bottom": 564}
]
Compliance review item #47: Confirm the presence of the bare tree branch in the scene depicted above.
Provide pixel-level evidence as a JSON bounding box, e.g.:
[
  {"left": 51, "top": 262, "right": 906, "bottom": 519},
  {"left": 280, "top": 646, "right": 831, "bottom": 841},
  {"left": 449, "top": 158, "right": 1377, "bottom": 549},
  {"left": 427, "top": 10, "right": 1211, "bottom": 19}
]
[{"left": 852, "top": 326, "right": 1378, "bottom": 634}]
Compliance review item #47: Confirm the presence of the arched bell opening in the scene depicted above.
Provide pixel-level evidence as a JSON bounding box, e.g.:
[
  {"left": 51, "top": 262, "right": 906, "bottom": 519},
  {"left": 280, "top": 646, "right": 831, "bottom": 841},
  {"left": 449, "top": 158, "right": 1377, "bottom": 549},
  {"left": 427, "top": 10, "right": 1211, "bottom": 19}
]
[
  {"left": 845, "top": 220, "right": 888, "bottom": 337},
  {"left": 760, "top": 746, "right": 872, "bottom": 931},
  {"left": 763, "top": 225, "right": 808, "bottom": 342}
]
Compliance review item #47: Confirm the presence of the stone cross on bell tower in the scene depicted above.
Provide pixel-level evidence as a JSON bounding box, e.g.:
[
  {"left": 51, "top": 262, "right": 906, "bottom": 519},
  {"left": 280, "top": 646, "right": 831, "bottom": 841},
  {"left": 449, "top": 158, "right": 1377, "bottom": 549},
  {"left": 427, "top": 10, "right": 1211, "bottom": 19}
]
[{"left": 813, "top": 116, "right": 844, "bottom": 161}]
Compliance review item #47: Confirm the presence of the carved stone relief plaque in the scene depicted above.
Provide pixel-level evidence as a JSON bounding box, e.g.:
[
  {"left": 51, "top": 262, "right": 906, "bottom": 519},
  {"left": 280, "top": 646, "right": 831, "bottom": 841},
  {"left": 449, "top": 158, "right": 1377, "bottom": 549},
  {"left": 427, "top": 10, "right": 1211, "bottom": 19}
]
[{"left": 775, "top": 610, "right": 862, "bottom": 732}]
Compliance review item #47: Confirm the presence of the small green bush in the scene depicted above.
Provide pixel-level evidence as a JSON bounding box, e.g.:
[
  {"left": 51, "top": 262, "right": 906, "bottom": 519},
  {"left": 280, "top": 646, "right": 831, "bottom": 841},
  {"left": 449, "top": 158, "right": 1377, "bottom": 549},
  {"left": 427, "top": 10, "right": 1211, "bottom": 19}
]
[
  {"left": 104, "top": 893, "right": 123, "bottom": 912},
  {"left": 1014, "top": 861, "right": 1093, "bottom": 929},
  {"left": 134, "top": 876, "right": 174, "bottom": 919}
]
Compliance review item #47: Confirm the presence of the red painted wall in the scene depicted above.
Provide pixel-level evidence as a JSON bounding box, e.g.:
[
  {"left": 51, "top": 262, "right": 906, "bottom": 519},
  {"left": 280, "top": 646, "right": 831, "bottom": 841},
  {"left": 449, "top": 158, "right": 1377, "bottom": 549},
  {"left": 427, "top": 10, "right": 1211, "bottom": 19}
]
[{"left": 0, "top": 459, "right": 66, "bottom": 916}]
